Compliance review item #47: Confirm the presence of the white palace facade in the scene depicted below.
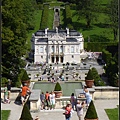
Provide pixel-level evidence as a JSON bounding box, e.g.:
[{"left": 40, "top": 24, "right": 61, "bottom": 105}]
[{"left": 31, "top": 28, "right": 84, "bottom": 64}]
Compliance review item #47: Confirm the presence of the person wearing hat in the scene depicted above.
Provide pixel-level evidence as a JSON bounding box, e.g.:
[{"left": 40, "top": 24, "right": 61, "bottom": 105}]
[
  {"left": 21, "top": 83, "right": 31, "bottom": 105},
  {"left": 76, "top": 100, "right": 85, "bottom": 120}
]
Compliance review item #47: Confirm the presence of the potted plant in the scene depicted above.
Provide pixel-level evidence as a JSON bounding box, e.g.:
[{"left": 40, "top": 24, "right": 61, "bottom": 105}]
[
  {"left": 85, "top": 69, "right": 94, "bottom": 88},
  {"left": 54, "top": 82, "right": 62, "bottom": 98},
  {"left": 84, "top": 100, "right": 98, "bottom": 120},
  {"left": 21, "top": 70, "right": 30, "bottom": 87},
  {"left": 36, "top": 73, "right": 39, "bottom": 78}
]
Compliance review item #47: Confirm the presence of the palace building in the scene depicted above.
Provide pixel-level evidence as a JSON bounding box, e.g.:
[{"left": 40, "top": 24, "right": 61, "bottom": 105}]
[{"left": 31, "top": 27, "right": 84, "bottom": 64}]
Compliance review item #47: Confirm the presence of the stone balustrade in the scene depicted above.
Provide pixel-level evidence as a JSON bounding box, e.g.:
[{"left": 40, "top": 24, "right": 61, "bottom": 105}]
[
  {"left": 55, "top": 96, "right": 86, "bottom": 109},
  {"left": 1, "top": 86, "right": 119, "bottom": 111},
  {"left": 94, "top": 86, "right": 119, "bottom": 99}
]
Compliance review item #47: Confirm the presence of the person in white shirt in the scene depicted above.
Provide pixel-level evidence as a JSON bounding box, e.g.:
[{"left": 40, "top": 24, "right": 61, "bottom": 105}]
[
  {"left": 76, "top": 100, "right": 85, "bottom": 120},
  {"left": 49, "top": 91, "right": 55, "bottom": 110},
  {"left": 84, "top": 89, "right": 92, "bottom": 107}
]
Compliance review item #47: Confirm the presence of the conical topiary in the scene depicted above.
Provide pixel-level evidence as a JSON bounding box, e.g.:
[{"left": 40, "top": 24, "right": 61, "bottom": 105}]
[
  {"left": 84, "top": 100, "right": 98, "bottom": 119},
  {"left": 21, "top": 70, "right": 29, "bottom": 81},
  {"left": 20, "top": 103, "right": 33, "bottom": 120},
  {"left": 86, "top": 69, "right": 94, "bottom": 80},
  {"left": 54, "top": 82, "right": 62, "bottom": 91}
]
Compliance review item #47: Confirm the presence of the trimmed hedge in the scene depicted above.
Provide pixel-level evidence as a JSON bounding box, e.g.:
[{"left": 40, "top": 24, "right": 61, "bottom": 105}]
[
  {"left": 85, "top": 69, "right": 94, "bottom": 80},
  {"left": 85, "top": 100, "right": 98, "bottom": 119},
  {"left": 40, "top": 4, "right": 49, "bottom": 29},
  {"left": 65, "top": 4, "right": 73, "bottom": 29},
  {"left": 20, "top": 103, "right": 33, "bottom": 120},
  {"left": 84, "top": 42, "right": 118, "bottom": 52},
  {"left": 102, "top": 49, "right": 112, "bottom": 64},
  {"left": 54, "top": 82, "right": 62, "bottom": 91}
]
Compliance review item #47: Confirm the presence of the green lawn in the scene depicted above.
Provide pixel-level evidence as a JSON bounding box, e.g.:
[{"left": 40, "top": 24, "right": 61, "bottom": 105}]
[
  {"left": 1, "top": 110, "right": 11, "bottom": 120},
  {"left": 71, "top": 10, "right": 113, "bottom": 42},
  {"left": 105, "top": 108, "right": 119, "bottom": 120}
]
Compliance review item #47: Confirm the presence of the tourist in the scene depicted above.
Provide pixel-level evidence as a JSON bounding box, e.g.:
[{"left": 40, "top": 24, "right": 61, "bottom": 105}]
[
  {"left": 76, "top": 100, "right": 85, "bottom": 120},
  {"left": 40, "top": 92, "right": 45, "bottom": 110},
  {"left": 21, "top": 83, "right": 31, "bottom": 106},
  {"left": 3, "top": 84, "right": 10, "bottom": 104},
  {"left": 49, "top": 91, "right": 55, "bottom": 110},
  {"left": 45, "top": 91, "right": 50, "bottom": 110},
  {"left": 7, "top": 80, "right": 11, "bottom": 100},
  {"left": 70, "top": 93, "right": 76, "bottom": 110},
  {"left": 62, "top": 75, "right": 64, "bottom": 81},
  {"left": 84, "top": 88, "right": 92, "bottom": 107},
  {"left": 63, "top": 103, "right": 72, "bottom": 120}
]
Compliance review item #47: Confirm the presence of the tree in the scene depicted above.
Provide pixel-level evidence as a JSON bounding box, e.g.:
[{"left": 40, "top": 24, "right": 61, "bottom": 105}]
[
  {"left": 75, "top": 0, "right": 100, "bottom": 28},
  {"left": 2, "top": 0, "right": 37, "bottom": 87},
  {"left": 105, "top": 0, "right": 118, "bottom": 40},
  {"left": 91, "top": 67, "right": 105, "bottom": 86}
]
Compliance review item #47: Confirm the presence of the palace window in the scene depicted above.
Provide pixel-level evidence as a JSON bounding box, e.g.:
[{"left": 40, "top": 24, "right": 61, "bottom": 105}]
[
  {"left": 71, "top": 46, "right": 74, "bottom": 53},
  {"left": 40, "top": 47, "right": 44, "bottom": 53},
  {"left": 60, "top": 46, "right": 63, "bottom": 53},
  {"left": 51, "top": 46, "right": 54, "bottom": 53}
]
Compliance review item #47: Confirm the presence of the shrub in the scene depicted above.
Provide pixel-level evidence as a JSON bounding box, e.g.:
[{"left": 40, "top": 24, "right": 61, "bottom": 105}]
[
  {"left": 1, "top": 77, "right": 8, "bottom": 87},
  {"left": 85, "top": 69, "right": 94, "bottom": 80},
  {"left": 21, "top": 70, "right": 29, "bottom": 81},
  {"left": 20, "top": 103, "right": 33, "bottom": 120},
  {"left": 91, "top": 67, "right": 105, "bottom": 86},
  {"left": 54, "top": 82, "right": 62, "bottom": 91},
  {"left": 85, "top": 100, "right": 98, "bottom": 119}
]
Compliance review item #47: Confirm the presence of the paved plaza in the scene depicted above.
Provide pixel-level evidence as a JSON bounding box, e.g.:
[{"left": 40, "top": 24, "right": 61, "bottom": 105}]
[{"left": 1, "top": 99, "right": 118, "bottom": 120}]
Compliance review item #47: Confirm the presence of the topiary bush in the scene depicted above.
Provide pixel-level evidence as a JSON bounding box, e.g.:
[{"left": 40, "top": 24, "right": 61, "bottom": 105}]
[
  {"left": 85, "top": 69, "right": 94, "bottom": 80},
  {"left": 21, "top": 70, "right": 29, "bottom": 81},
  {"left": 54, "top": 82, "right": 62, "bottom": 91},
  {"left": 20, "top": 103, "right": 33, "bottom": 120},
  {"left": 85, "top": 100, "right": 98, "bottom": 119}
]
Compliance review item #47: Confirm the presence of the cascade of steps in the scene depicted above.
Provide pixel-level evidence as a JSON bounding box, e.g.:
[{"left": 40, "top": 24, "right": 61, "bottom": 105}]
[{"left": 53, "top": 7, "right": 60, "bottom": 29}]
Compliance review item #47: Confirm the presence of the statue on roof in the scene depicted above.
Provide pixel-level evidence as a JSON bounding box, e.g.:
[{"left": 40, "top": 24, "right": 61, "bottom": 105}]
[{"left": 56, "top": 27, "right": 58, "bottom": 33}]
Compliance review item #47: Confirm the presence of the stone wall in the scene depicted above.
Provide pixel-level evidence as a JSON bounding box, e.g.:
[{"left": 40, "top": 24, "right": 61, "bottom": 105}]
[{"left": 94, "top": 86, "right": 119, "bottom": 99}]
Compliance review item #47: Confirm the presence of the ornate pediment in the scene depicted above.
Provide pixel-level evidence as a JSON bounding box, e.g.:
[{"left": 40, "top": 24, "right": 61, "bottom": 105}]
[{"left": 48, "top": 33, "right": 65, "bottom": 40}]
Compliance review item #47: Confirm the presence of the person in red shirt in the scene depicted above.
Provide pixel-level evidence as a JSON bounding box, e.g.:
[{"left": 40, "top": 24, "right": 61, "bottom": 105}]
[
  {"left": 63, "top": 103, "right": 72, "bottom": 120},
  {"left": 45, "top": 91, "right": 50, "bottom": 110},
  {"left": 21, "top": 83, "right": 31, "bottom": 105}
]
